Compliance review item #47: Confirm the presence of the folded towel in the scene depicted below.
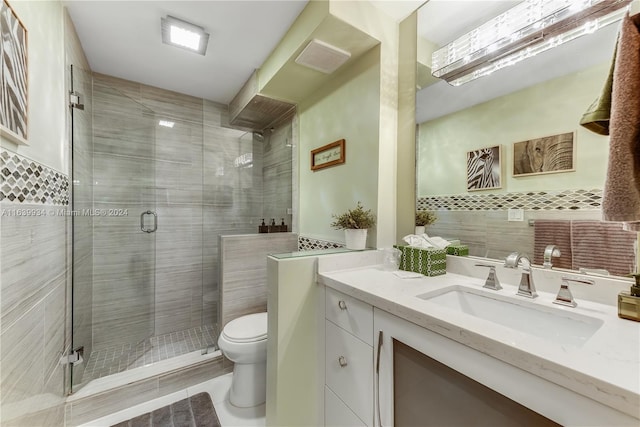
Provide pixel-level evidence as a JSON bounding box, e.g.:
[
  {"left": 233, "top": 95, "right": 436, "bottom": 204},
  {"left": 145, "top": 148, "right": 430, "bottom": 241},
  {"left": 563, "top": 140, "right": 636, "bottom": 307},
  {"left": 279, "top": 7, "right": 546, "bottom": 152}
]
[
  {"left": 392, "top": 270, "right": 424, "bottom": 279},
  {"left": 602, "top": 14, "right": 640, "bottom": 230}
]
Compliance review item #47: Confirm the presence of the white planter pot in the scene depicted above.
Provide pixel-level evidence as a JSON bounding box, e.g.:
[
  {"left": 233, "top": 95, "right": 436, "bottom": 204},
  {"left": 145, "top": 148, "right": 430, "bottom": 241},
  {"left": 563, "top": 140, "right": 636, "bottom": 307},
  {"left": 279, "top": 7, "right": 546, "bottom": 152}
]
[
  {"left": 344, "top": 229, "right": 368, "bottom": 250},
  {"left": 415, "top": 226, "right": 426, "bottom": 235}
]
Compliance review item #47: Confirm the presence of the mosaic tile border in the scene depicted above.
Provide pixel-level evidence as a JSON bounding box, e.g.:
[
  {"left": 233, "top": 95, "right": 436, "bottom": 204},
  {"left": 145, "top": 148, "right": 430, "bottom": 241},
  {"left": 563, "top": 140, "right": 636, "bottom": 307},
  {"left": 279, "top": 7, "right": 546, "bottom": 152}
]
[
  {"left": 298, "top": 236, "right": 344, "bottom": 251},
  {"left": 418, "top": 189, "right": 602, "bottom": 211},
  {"left": 0, "top": 149, "right": 69, "bottom": 205}
]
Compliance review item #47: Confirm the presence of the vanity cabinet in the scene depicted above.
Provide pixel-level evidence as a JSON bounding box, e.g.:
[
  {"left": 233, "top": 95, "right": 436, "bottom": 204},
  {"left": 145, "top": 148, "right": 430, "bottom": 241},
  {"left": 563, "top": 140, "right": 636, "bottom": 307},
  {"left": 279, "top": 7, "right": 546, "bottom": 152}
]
[
  {"left": 320, "top": 287, "right": 638, "bottom": 427},
  {"left": 324, "top": 288, "right": 373, "bottom": 426}
]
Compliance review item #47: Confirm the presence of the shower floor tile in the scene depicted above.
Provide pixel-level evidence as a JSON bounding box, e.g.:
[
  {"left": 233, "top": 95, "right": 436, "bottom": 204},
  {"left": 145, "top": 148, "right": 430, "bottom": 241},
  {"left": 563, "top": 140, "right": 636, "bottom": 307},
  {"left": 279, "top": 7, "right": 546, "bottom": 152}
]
[{"left": 82, "top": 324, "right": 218, "bottom": 382}]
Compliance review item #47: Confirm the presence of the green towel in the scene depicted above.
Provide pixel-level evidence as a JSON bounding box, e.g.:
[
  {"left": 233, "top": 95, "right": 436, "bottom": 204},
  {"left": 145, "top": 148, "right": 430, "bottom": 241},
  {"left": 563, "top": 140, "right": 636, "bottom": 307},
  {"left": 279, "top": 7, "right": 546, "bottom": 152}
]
[{"left": 579, "top": 43, "right": 617, "bottom": 136}]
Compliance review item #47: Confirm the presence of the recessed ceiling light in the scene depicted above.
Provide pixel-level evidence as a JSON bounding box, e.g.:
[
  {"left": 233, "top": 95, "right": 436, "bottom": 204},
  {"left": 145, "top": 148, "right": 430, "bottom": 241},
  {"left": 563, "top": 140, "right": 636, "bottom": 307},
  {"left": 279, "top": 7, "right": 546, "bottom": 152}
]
[
  {"left": 159, "top": 120, "right": 175, "bottom": 128},
  {"left": 161, "top": 16, "right": 209, "bottom": 56}
]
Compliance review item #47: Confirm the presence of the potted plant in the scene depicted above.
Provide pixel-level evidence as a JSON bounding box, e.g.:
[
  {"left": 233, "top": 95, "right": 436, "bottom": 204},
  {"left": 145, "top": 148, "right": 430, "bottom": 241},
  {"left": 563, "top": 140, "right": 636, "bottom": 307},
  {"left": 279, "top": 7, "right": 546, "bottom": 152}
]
[
  {"left": 415, "top": 210, "right": 437, "bottom": 235},
  {"left": 331, "top": 202, "right": 376, "bottom": 249}
]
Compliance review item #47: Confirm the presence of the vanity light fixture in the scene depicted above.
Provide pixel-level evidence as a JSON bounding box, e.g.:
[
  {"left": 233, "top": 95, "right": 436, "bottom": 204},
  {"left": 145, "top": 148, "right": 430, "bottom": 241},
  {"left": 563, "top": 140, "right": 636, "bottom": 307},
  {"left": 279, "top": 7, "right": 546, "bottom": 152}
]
[
  {"left": 161, "top": 16, "right": 209, "bottom": 56},
  {"left": 431, "top": 0, "right": 632, "bottom": 86}
]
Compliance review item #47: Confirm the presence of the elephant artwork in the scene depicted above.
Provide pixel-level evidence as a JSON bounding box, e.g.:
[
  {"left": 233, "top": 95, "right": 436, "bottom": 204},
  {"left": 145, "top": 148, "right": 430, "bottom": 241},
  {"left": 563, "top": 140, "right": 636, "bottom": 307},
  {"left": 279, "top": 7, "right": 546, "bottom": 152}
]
[{"left": 513, "top": 132, "right": 575, "bottom": 176}]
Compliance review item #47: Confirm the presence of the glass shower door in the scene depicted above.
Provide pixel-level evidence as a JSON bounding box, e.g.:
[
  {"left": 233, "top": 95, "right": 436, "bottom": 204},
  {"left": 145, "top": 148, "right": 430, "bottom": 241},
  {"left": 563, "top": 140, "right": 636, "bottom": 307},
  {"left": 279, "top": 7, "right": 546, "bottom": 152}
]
[{"left": 71, "top": 66, "right": 157, "bottom": 390}]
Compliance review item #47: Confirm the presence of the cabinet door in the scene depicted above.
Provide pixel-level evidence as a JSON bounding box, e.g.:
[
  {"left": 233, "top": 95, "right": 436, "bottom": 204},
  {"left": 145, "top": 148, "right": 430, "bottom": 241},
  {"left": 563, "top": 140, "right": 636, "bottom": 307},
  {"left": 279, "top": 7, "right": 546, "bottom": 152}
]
[
  {"left": 325, "top": 386, "right": 367, "bottom": 427},
  {"left": 325, "top": 320, "right": 373, "bottom": 425},
  {"left": 326, "top": 288, "right": 373, "bottom": 345}
]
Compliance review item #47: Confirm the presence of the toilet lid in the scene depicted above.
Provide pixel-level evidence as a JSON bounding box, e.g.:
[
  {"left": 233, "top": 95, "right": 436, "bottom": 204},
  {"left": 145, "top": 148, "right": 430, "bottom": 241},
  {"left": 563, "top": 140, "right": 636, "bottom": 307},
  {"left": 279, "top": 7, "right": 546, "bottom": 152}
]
[{"left": 222, "top": 312, "right": 267, "bottom": 343}]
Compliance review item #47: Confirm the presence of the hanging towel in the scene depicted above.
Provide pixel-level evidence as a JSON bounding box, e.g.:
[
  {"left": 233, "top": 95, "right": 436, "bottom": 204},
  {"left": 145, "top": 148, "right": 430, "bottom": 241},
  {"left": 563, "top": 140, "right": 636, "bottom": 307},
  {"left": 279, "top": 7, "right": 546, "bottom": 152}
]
[
  {"left": 532, "top": 220, "right": 573, "bottom": 270},
  {"left": 602, "top": 14, "right": 640, "bottom": 230},
  {"left": 571, "top": 220, "right": 637, "bottom": 276},
  {"left": 579, "top": 45, "right": 616, "bottom": 135}
]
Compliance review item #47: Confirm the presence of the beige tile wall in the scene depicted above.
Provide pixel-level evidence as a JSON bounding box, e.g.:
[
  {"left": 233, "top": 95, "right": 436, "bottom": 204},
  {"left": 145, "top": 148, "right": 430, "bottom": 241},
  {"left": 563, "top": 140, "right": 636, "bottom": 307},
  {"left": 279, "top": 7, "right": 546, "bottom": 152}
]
[
  {"left": 0, "top": 198, "right": 69, "bottom": 425},
  {"left": 220, "top": 233, "right": 299, "bottom": 326}
]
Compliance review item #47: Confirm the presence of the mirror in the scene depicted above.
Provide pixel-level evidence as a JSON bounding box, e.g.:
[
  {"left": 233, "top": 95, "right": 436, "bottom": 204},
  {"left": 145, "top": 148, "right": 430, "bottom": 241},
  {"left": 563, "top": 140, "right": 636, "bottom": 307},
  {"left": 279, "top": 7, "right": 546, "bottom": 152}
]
[{"left": 415, "top": 1, "right": 637, "bottom": 278}]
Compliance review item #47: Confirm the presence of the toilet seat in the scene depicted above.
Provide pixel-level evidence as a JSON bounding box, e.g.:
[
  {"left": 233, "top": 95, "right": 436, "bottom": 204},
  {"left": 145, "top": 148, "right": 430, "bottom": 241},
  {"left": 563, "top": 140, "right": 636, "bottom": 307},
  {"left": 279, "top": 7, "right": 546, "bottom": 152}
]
[{"left": 222, "top": 312, "right": 267, "bottom": 343}]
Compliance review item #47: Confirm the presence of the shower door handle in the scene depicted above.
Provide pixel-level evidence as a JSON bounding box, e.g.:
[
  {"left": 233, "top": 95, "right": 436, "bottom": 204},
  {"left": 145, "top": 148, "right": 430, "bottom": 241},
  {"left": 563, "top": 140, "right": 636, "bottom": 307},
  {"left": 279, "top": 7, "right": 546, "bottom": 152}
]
[{"left": 140, "top": 210, "right": 158, "bottom": 233}]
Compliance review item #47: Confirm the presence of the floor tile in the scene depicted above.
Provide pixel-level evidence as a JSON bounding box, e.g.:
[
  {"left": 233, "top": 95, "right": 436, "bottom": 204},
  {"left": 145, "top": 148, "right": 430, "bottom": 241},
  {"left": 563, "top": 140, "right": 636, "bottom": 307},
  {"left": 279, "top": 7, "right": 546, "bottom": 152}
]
[
  {"left": 82, "top": 325, "right": 217, "bottom": 382},
  {"left": 78, "top": 373, "right": 266, "bottom": 427}
]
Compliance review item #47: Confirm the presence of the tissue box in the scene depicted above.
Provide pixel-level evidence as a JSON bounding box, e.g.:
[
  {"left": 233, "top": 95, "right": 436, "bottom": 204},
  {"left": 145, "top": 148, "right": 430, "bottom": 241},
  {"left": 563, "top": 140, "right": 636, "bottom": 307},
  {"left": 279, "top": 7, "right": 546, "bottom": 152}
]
[
  {"left": 446, "top": 244, "right": 469, "bottom": 256},
  {"left": 394, "top": 245, "right": 446, "bottom": 277}
]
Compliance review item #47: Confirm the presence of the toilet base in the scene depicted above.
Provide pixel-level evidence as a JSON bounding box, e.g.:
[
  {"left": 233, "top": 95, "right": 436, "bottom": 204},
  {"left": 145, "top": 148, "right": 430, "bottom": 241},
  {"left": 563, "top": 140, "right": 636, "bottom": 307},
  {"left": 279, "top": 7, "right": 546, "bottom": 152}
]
[{"left": 230, "top": 361, "right": 266, "bottom": 408}]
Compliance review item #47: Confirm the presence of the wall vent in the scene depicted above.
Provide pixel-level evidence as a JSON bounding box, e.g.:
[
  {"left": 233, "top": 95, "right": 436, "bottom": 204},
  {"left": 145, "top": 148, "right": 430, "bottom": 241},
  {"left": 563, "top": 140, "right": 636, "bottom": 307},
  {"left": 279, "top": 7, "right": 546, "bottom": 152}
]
[{"left": 294, "top": 39, "right": 351, "bottom": 74}]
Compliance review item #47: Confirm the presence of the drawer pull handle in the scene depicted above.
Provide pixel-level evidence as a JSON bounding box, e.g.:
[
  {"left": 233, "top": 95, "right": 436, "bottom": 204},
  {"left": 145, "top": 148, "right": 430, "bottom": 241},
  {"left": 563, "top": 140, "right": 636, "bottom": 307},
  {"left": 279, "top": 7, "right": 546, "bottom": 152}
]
[
  {"left": 338, "top": 300, "right": 347, "bottom": 310},
  {"left": 338, "top": 356, "right": 348, "bottom": 367}
]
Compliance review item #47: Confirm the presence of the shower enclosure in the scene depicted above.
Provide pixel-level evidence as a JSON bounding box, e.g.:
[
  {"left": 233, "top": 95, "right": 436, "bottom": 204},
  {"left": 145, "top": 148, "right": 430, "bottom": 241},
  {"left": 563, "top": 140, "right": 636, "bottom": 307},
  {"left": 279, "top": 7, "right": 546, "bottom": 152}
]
[{"left": 70, "top": 66, "right": 293, "bottom": 392}]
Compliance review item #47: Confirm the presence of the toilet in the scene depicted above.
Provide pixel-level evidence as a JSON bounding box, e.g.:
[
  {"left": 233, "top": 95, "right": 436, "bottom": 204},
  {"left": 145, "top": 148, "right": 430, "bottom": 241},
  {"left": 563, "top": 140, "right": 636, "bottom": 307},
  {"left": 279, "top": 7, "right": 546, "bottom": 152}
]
[{"left": 218, "top": 312, "right": 268, "bottom": 408}]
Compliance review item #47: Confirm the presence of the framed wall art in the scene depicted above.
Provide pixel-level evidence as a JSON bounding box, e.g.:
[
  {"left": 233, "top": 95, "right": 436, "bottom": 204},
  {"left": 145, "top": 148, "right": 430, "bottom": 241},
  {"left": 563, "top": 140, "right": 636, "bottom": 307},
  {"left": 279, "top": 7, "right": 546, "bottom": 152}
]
[
  {"left": 311, "top": 139, "right": 345, "bottom": 171},
  {"left": 0, "top": 0, "right": 28, "bottom": 145},
  {"left": 466, "top": 145, "right": 501, "bottom": 191},
  {"left": 513, "top": 132, "right": 575, "bottom": 177}
]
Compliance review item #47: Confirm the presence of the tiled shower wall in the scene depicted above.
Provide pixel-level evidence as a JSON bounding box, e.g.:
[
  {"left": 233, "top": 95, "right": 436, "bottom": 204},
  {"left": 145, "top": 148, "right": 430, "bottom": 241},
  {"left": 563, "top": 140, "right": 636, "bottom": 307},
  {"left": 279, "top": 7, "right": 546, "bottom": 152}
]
[
  {"left": 0, "top": 10, "right": 90, "bottom": 426},
  {"left": 88, "top": 73, "right": 293, "bottom": 353},
  {"left": 262, "top": 122, "right": 293, "bottom": 228},
  {"left": 0, "top": 150, "right": 69, "bottom": 425}
]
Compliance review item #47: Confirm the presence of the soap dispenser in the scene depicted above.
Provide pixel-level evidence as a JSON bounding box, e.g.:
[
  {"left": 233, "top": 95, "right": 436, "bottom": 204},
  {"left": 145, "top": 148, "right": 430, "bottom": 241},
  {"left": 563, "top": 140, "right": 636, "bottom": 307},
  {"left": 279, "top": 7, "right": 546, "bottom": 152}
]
[
  {"left": 280, "top": 218, "right": 287, "bottom": 233},
  {"left": 268, "top": 218, "right": 276, "bottom": 233},
  {"left": 259, "top": 219, "right": 269, "bottom": 234},
  {"left": 618, "top": 274, "right": 640, "bottom": 322}
]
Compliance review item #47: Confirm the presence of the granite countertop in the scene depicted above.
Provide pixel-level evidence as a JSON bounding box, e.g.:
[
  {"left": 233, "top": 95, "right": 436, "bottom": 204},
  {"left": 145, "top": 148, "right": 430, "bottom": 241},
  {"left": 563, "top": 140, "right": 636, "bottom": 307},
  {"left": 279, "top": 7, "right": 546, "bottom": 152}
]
[{"left": 318, "top": 265, "right": 640, "bottom": 419}]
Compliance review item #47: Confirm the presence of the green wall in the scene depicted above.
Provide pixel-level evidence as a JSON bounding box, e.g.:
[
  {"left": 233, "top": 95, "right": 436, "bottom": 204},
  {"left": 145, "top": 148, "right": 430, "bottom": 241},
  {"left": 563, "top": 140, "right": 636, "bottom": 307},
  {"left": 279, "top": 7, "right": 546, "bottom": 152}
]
[
  {"left": 417, "top": 62, "right": 610, "bottom": 196},
  {"left": 299, "top": 46, "right": 381, "bottom": 246}
]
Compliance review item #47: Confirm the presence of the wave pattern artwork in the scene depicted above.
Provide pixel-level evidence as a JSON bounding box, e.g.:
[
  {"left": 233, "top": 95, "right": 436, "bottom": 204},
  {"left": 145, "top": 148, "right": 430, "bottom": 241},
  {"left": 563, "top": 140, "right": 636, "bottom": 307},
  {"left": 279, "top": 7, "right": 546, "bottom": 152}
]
[{"left": 0, "top": 0, "right": 27, "bottom": 141}]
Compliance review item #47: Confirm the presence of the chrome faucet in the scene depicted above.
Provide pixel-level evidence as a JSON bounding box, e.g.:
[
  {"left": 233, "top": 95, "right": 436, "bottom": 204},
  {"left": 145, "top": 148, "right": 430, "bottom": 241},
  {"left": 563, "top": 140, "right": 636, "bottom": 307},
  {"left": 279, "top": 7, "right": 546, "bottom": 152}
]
[
  {"left": 475, "top": 264, "right": 502, "bottom": 290},
  {"left": 504, "top": 252, "right": 538, "bottom": 298},
  {"left": 543, "top": 245, "right": 561, "bottom": 269},
  {"left": 553, "top": 276, "right": 595, "bottom": 307}
]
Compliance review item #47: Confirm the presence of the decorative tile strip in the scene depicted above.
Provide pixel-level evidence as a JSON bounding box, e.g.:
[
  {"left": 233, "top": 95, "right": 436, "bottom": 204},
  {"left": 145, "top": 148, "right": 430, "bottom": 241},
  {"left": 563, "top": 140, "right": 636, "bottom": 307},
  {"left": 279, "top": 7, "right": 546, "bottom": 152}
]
[
  {"left": 298, "top": 236, "right": 344, "bottom": 251},
  {"left": 0, "top": 149, "right": 69, "bottom": 205},
  {"left": 417, "top": 189, "right": 603, "bottom": 211}
]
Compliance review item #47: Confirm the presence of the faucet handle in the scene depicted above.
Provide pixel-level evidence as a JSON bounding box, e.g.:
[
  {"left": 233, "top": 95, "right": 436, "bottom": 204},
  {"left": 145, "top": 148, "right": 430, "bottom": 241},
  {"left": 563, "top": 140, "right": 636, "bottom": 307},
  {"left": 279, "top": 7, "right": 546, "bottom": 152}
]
[
  {"left": 475, "top": 264, "right": 502, "bottom": 291},
  {"left": 553, "top": 276, "right": 595, "bottom": 308}
]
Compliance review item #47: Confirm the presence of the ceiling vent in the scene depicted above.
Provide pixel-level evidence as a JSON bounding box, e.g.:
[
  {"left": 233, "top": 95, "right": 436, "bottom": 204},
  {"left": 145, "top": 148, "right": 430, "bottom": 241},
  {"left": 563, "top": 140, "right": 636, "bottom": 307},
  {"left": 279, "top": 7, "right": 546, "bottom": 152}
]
[{"left": 295, "top": 39, "right": 351, "bottom": 74}]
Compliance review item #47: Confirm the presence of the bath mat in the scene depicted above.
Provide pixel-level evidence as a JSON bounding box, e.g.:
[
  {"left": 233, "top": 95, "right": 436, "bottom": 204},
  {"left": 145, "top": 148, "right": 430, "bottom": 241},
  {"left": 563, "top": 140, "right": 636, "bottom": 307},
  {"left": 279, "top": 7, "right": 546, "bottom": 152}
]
[{"left": 111, "top": 392, "right": 220, "bottom": 427}]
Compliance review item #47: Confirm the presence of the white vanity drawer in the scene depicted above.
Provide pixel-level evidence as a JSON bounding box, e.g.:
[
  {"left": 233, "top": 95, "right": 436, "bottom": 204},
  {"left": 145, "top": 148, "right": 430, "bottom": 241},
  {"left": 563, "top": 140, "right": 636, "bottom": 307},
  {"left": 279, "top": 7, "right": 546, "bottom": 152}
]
[
  {"left": 325, "top": 287, "right": 373, "bottom": 345},
  {"left": 325, "top": 320, "right": 373, "bottom": 425},
  {"left": 325, "top": 385, "right": 367, "bottom": 427}
]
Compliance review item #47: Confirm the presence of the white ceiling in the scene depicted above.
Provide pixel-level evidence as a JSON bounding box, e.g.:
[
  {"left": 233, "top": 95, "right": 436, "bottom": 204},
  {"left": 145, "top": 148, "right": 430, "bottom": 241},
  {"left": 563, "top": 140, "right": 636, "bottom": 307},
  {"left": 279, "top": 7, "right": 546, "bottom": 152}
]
[
  {"left": 64, "top": 1, "right": 431, "bottom": 105},
  {"left": 416, "top": 0, "right": 621, "bottom": 124},
  {"left": 65, "top": 0, "right": 617, "bottom": 122},
  {"left": 370, "top": 0, "right": 426, "bottom": 22},
  {"left": 64, "top": 1, "right": 309, "bottom": 104}
]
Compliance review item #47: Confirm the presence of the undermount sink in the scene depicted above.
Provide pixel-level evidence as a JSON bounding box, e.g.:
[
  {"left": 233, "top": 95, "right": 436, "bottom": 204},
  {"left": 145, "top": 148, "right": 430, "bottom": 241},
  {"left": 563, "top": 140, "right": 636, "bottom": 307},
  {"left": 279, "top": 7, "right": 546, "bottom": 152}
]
[{"left": 416, "top": 286, "right": 604, "bottom": 347}]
